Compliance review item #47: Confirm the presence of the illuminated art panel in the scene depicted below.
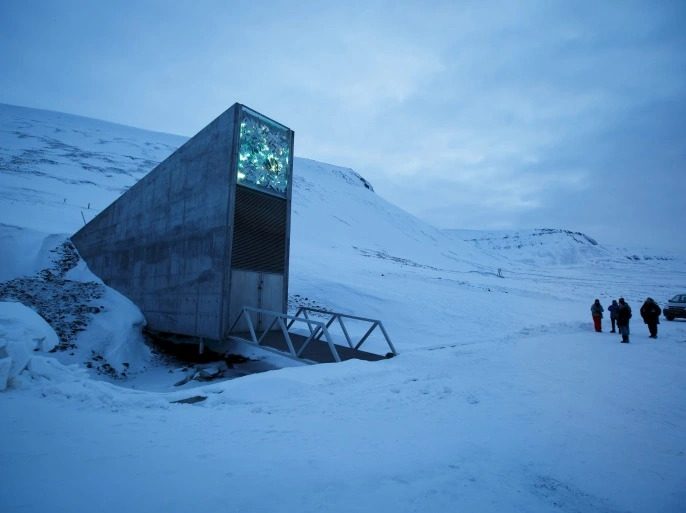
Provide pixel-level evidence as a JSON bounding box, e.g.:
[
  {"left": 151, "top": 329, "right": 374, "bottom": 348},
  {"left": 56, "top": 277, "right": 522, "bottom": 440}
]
[{"left": 237, "top": 106, "right": 291, "bottom": 196}]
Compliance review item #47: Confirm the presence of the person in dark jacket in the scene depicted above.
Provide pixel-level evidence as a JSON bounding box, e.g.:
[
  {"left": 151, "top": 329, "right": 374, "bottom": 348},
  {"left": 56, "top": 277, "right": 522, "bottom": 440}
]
[
  {"left": 640, "top": 297, "right": 661, "bottom": 339},
  {"left": 616, "top": 297, "right": 632, "bottom": 343},
  {"left": 590, "top": 299, "right": 604, "bottom": 332},
  {"left": 607, "top": 299, "right": 619, "bottom": 333}
]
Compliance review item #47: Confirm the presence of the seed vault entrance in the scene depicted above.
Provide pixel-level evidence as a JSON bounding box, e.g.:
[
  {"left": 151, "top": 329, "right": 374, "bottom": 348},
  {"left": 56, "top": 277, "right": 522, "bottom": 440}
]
[
  {"left": 72, "top": 103, "right": 294, "bottom": 341},
  {"left": 229, "top": 271, "right": 283, "bottom": 331},
  {"left": 71, "top": 103, "right": 398, "bottom": 364}
]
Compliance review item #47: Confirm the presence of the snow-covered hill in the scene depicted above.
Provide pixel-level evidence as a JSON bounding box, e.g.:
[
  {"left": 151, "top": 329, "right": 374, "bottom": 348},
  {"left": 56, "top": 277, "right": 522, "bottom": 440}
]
[
  {"left": 0, "top": 103, "right": 186, "bottom": 234},
  {"left": 447, "top": 228, "right": 682, "bottom": 267},
  {"left": 1, "top": 103, "right": 685, "bottom": 513}
]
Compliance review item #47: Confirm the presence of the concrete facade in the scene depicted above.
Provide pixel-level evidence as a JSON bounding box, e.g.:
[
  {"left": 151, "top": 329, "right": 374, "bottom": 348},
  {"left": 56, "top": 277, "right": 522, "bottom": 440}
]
[{"left": 72, "top": 103, "right": 294, "bottom": 340}]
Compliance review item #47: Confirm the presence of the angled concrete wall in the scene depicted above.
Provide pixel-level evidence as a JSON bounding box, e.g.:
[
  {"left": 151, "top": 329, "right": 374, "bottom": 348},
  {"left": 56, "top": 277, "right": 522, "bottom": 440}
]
[
  {"left": 73, "top": 106, "right": 240, "bottom": 339},
  {"left": 73, "top": 103, "right": 294, "bottom": 340}
]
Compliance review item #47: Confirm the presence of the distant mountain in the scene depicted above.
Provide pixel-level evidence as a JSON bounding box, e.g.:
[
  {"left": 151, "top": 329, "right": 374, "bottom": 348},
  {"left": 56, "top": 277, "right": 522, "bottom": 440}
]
[{"left": 446, "top": 228, "right": 680, "bottom": 267}]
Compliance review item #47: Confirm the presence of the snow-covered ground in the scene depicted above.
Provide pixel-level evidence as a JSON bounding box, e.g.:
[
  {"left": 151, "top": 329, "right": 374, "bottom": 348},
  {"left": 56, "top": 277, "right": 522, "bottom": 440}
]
[{"left": 1, "top": 104, "right": 685, "bottom": 512}]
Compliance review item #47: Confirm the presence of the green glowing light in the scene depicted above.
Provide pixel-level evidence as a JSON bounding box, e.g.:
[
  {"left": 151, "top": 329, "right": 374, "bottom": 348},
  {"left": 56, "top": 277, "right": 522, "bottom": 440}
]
[{"left": 236, "top": 109, "right": 291, "bottom": 196}]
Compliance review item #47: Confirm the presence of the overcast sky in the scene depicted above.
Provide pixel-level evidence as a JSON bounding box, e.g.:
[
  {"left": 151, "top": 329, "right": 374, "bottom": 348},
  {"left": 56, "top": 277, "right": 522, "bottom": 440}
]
[{"left": 1, "top": 0, "right": 685, "bottom": 253}]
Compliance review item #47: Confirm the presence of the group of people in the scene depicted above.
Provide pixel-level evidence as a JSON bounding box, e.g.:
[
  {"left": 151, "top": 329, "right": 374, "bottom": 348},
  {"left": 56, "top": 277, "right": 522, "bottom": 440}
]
[{"left": 590, "top": 297, "right": 662, "bottom": 343}]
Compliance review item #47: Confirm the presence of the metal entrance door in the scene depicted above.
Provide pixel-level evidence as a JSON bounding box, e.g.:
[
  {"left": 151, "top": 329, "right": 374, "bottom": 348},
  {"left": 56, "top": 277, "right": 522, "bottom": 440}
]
[{"left": 228, "top": 269, "right": 284, "bottom": 332}]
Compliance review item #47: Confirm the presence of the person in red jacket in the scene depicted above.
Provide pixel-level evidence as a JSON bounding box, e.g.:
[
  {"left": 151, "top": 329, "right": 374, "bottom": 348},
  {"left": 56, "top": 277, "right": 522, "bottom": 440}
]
[{"left": 590, "top": 299, "right": 604, "bottom": 332}]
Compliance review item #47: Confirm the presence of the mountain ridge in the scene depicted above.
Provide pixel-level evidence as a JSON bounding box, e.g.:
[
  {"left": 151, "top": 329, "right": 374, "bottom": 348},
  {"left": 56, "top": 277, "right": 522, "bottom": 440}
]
[
  {"left": 446, "top": 227, "right": 681, "bottom": 266},
  {"left": 1, "top": 102, "right": 682, "bottom": 278}
]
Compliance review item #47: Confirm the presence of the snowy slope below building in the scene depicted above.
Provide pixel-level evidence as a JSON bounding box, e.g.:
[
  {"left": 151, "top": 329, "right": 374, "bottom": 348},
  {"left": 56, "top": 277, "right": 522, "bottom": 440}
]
[{"left": 0, "top": 224, "right": 151, "bottom": 377}]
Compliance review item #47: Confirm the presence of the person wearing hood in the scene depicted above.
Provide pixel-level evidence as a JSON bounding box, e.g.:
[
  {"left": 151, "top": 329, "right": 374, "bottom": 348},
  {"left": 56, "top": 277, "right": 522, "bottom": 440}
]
[
  {"left": 608, "top": 299, "right": 619, "bottom": 333},
  {"left": 616, "top": 298, "right": 632, "bottom": 343},
  {"left": 640, "top": 297, "right": 661, "bottom": 339},
  {"left": 591, "top": 299, "right": 604, "bottom": 332}
]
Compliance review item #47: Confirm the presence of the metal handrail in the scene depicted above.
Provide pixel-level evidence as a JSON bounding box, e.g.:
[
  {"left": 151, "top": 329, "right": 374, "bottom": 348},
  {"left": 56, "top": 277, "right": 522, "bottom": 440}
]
[
  {"left": 227, "top": 305, "right": 398, "bottom": 363},
  {"left": 288, "top": 307, "right": 398, "bottom": 356},
  {"left": 228, "top": 306, "right": 342, "bottom": 363}
]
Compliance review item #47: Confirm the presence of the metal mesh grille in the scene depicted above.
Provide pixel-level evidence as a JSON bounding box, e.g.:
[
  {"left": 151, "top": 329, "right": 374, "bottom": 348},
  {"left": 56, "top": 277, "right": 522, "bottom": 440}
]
[{"left": 231, "top": 185, "right": 287, "bottom": 273}]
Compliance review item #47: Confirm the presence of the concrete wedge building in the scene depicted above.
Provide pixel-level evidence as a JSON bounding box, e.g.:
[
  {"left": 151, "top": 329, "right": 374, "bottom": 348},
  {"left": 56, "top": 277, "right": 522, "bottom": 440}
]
[{"left": 72, "top": 103, "right": 294, "bottom": 340}]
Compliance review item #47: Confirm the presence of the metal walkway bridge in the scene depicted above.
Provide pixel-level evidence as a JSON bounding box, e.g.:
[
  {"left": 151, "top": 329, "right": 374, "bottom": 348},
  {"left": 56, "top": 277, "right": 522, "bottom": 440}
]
[{"left": 227, "top": 306, "right": 398, "bottom": 364}]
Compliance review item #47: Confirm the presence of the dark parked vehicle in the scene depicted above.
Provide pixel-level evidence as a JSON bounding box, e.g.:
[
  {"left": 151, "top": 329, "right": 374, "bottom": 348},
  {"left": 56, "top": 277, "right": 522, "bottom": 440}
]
[{"left": 663, "top": 294, "right": 686, "bottom": 321}]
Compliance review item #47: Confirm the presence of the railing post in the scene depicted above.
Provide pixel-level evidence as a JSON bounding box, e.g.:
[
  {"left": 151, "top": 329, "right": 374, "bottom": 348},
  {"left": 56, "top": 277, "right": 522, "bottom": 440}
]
[
  {"left": 322, "top": 326, "right": 341, "bottom": 363},
  {"left": 314, "top": 314, "right": 337, "bottom": 342},
  {"left": 277, "top": 317, "right": 297, "bottom": 356},
  {"left": 354, "top": 322, "right": 378, "bottom": 350},
  {"left": 296, "top": 320, "right": 324, "bottom": 358},
  {"left": 336, "top": 315, "right": 354, "bottom": 349},
  {"left": 286, "top": 306, "right": 305, "bottom": 330},
  {"left": 378, "top": 321, "right": 398, "bottom": 355},
  {"left": 245, "top": 308, "right": 258, "bottom": 344}
]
